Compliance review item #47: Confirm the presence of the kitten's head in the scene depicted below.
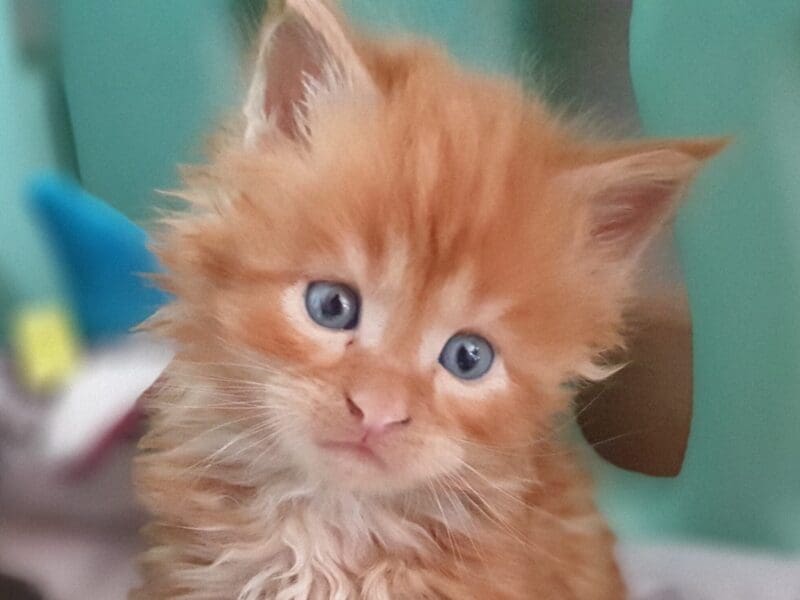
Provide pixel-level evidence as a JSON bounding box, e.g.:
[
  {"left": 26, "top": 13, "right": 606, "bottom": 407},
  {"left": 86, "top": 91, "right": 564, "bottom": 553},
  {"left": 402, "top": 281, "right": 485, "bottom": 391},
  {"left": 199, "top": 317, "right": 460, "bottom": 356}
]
[{"left": 152, "top": 0, "right": 724, "bottom": 495}]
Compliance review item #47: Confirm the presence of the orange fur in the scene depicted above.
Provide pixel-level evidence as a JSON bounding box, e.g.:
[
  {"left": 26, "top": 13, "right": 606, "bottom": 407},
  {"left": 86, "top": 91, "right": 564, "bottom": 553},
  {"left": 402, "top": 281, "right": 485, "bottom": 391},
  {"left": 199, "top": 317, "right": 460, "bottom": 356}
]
[{"left": 133, "top": 2, "right": 724, "bottom": 598}]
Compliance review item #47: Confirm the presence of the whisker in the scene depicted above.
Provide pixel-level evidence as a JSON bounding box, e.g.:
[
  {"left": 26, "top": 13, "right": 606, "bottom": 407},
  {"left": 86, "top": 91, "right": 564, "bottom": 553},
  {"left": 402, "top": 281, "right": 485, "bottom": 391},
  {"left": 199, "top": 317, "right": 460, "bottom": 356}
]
[{"left": 429, "top": 480, "right": 462, "bottom": 565}]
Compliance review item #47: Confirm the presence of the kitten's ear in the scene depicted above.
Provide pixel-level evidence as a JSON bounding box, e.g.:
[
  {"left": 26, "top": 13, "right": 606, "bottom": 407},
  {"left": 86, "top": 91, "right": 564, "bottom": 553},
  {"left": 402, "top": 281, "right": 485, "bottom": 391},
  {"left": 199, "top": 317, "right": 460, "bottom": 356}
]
[
  {"left": 568, "top": 138, "right": 728, "bottom": 266},
  {"left": 243, "top": 0, "right": 376, "bottom": 146}
]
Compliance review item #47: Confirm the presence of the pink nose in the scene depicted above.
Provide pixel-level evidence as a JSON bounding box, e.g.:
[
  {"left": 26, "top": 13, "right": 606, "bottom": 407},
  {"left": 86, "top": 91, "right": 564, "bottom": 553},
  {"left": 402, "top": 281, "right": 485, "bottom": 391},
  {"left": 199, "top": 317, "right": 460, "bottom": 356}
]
[{"left": 346, "top": 391, "right": 411, "bottom": 434}]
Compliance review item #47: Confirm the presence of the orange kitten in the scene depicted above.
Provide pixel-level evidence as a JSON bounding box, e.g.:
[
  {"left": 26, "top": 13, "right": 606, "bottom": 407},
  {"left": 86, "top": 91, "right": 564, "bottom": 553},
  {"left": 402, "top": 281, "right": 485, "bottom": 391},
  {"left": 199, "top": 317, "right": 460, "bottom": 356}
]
[{"left": 133, "top": 1, "right": 724, "bottom": 598}]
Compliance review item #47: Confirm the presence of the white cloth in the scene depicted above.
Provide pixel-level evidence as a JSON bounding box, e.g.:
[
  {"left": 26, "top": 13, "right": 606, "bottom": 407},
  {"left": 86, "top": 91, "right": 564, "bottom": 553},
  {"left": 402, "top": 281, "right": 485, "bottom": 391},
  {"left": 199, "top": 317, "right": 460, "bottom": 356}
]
[
  {"left": 619, "top": 542, "right": 800, "bottom": 600},
  {"left": 42, "top": 334, "right": 173, "bottom": 465}
]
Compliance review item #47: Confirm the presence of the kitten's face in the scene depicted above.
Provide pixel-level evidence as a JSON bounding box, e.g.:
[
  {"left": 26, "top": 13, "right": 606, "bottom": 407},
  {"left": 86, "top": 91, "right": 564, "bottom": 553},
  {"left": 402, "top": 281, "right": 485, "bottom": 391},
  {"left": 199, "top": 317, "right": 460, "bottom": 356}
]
[
  {"left": 163, "top": 98, "right": 630, "bottom": 494},
  {"left": 224, "top": 227, "right": 579, "bottom": 494},
  {"left": 154, "top": 1, "right": 721, "bottom": 496}
]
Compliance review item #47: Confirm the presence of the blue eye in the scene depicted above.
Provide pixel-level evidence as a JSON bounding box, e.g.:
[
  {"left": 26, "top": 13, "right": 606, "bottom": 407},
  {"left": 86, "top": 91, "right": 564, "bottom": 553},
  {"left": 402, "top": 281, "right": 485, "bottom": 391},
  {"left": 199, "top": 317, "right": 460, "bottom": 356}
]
[
  {"left": 439, "top": 333, "right": 494, "bottom": 381},
  {"left": 305, "top": 281, "right": 360, "bottom": 330}
]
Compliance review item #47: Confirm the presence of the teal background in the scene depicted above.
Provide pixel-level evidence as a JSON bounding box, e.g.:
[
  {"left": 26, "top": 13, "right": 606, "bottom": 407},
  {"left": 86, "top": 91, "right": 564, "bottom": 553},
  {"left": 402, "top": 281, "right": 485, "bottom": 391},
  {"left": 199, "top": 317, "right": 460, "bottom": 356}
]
[
  {"left": 593, "top": 0, "right": 800, "bottom": 553},
  {"left": 0, "top": 0, "right": 66, "bottom": 335},
  {"left": 346, "top": 0, "right": 536, "bottom": 76},
  {"left": 58, "top": 0, "right": 251, "bottom": 224},
  {"left": 1, "top": 0, "right": 798, "bottom": 552}
]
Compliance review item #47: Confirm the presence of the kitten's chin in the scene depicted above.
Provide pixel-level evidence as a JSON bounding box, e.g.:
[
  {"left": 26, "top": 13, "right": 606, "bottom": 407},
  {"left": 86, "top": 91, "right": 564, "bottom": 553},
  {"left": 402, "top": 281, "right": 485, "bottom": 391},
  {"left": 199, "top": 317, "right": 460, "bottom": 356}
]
[
  {"left": 287, "top": 439, "right": 440, "bottom": 496},
  {"left": 281, "top": 426, "right": 464, "bottom": 495},
  {"left": 309, "top": 443, "right": 417, "bottom": 494}
]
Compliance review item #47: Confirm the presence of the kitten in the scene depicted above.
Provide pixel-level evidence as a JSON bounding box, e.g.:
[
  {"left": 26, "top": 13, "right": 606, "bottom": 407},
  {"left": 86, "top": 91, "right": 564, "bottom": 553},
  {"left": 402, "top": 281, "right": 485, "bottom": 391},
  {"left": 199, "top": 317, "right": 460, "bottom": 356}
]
[{"left": 133, "top": 1, "right": 724, "bottom": 598}]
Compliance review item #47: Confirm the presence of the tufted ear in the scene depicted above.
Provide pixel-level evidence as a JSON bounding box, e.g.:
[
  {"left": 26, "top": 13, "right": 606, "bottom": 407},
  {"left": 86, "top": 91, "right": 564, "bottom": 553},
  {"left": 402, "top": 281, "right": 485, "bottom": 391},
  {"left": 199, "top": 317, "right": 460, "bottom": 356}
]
[
  {"left": 242, "top": 0, "right": 376, "bottom": 147},
  {"left": 567, "top": 137, "right": 727, "bottom": 476},
  {"left": 568, "top": 138, "right": 728, "bottom": 267}
]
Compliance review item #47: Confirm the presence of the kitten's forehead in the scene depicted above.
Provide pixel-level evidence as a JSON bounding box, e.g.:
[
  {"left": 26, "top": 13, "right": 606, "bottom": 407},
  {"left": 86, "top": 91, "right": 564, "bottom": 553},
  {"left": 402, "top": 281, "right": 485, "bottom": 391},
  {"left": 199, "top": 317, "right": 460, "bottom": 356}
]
[{"left": 333, "top": 233, "right": 509, "bottom": 360}]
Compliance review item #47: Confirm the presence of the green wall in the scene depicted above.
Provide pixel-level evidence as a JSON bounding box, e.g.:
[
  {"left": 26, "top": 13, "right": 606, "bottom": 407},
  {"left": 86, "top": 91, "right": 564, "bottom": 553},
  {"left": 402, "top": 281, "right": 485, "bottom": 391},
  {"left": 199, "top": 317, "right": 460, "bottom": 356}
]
[
  {"left": 58, "top": 0, "right": 250, "bottom": 224},
  {"left": 346, "top": 0, "right": 536, "bottom": 76}
]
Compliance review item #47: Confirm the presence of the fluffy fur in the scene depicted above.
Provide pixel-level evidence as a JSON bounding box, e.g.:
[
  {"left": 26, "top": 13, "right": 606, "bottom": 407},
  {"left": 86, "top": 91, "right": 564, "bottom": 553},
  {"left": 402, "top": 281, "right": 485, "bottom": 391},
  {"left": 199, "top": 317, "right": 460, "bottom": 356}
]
[{"left": 133, "top": 2, "right": 724, "bottom": 598}]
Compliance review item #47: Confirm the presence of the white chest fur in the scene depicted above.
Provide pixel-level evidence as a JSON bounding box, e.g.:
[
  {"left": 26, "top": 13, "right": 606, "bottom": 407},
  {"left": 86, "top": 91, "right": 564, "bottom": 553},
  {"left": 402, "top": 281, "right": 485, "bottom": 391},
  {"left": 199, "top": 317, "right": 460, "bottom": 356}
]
[{"left": 221, "top": 492, "right": 446, "bottom": 600}]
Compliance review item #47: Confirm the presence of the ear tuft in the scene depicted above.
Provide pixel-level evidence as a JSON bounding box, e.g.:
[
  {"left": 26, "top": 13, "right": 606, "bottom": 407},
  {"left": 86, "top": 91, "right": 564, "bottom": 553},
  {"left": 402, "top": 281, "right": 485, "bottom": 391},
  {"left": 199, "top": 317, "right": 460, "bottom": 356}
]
[{"left": 243, "top": 0, "right": 375, "bottom": 147}]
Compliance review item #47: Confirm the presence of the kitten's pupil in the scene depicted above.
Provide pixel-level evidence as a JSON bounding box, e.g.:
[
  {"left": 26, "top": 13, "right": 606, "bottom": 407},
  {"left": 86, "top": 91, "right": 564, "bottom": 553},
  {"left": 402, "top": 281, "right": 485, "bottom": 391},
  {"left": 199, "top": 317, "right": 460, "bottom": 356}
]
[
  {"left": 322, "top": 293, "right": 344, "bottom": 317},
  {"left": 456, "top": 343, "right": 480, "bottom": 373}
]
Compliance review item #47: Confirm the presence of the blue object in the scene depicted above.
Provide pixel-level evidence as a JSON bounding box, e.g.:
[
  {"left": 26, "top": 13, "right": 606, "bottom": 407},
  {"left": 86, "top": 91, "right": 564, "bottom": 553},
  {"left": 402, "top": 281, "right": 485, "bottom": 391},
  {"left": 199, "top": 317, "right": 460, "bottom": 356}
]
[{"left": 27, "top": 174, "right": 169, "bottom": 341}]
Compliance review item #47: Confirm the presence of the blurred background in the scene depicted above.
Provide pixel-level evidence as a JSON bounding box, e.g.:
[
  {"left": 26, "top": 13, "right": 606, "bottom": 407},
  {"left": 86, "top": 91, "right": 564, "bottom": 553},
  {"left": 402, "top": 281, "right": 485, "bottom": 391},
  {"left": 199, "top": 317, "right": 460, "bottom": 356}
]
[{"left": 0, "top": 0, "right": 798, "bottom": 598}]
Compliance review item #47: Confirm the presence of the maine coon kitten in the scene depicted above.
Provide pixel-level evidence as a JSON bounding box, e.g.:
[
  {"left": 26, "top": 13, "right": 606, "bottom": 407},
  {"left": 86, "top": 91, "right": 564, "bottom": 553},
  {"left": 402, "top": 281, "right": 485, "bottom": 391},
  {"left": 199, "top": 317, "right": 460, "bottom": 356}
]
[{"left": 133, "top": 1, "right": 724, "bottom": 598}]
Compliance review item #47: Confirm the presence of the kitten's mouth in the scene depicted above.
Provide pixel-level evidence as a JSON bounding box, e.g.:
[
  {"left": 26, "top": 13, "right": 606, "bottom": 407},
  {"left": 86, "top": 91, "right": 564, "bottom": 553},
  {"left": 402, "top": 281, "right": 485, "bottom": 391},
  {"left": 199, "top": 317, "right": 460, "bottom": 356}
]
[{"left": 319, "top": 440, "right": 386, "bottom": 468}]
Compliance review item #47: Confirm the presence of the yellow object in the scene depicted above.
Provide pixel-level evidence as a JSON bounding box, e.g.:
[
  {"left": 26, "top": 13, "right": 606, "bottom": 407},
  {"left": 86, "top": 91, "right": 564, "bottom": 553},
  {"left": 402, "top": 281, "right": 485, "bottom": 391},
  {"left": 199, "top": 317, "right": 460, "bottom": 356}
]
[{"left": 12, "top": 306, "right": 80, "bottom": 394}]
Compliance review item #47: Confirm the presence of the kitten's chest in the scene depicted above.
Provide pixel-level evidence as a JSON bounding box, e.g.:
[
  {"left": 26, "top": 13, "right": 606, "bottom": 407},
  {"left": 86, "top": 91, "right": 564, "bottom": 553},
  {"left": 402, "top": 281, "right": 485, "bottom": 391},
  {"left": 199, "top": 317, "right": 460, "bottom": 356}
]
[{"left": 238, "top": 498, "right": 429, "bottom": 599}]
